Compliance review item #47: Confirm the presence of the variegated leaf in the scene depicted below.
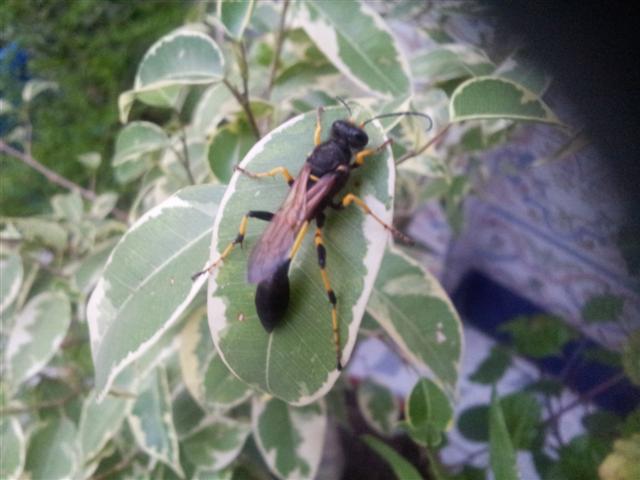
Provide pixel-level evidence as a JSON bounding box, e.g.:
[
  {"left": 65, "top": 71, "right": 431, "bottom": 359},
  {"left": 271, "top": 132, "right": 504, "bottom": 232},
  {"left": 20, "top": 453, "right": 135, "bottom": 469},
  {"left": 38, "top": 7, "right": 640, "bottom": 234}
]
[
  {"left": 252, "top": 396, "right": 327, "bottom": 480},
  {"left": 208, "top": 107, "right": 394, "bottom": 405},
  {"left": 297, "top": 0, "right": 411, "bottom": 98},
  {"left": 128, "top": 368, "right": 183, "bottom": 477},
  {"left": 5, "top": 291, "right": 71, "bottom": 389},
  {"left": 182, "top": 417, "right": 251, "bottom": 474},
  {"left": 87, "top": 185, "right": 223, "bottom": 400},
  {"left": 367, "top": 246, "right": 462, "bottom": 398}
]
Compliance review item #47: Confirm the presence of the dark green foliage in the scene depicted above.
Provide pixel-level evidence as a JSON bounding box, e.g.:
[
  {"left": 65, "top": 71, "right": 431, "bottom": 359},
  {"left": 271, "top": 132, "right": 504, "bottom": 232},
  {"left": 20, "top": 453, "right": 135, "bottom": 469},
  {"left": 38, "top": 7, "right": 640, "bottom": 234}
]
[
  {"left": 500, "top": 314, "right": 576, "bottom": 358},
  {"left": 582, "top": 294, "right": 625, "bottom": 323},
  {"left": 0, "top": 0, "right": 186, "bottom": 215}
]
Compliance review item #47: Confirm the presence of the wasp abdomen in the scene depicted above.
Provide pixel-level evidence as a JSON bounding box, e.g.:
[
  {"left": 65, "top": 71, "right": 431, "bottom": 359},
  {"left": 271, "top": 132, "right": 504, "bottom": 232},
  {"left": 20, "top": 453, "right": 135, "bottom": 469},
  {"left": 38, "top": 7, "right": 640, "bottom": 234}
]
[{"left": 254, "top": 260, "right": 290, "bottom": 332}]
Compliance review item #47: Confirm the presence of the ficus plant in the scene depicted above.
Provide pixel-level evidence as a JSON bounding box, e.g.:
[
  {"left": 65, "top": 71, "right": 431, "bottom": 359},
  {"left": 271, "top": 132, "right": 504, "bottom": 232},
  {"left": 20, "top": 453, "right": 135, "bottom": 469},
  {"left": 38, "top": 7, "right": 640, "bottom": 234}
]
[{"left": 2, "top": 1, "right": 637, "bottom": 479}]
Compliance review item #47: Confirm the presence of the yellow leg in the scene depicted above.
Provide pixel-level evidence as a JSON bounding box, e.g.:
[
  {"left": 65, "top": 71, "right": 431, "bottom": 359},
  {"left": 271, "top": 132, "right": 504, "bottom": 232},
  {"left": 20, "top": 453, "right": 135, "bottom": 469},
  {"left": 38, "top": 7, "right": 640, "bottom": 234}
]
[
  {"left": 314, "top": 107, "right": 324, "bottom": 146},
  {"left": 341, "top": 193, "right": 413, "bottom": 244},
  {"left": 289, "top": 221, "right": 310, "bottom": 259},
  {"left": 235, "top": 165, "right": 294, "bottom": 185},
  {"left": 314, "top": 225, "right": 342, "bottom": 370},
  {"left": 354, "top": 138, "right": 393, "bottom": 166},
  {"left": 191, "top": 210, "right": 274, "bottom": 280}
]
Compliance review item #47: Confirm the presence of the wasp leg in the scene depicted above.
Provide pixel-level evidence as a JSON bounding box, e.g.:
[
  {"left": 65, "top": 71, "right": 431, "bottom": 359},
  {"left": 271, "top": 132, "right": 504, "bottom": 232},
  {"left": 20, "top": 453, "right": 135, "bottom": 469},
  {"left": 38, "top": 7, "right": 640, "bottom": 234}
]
[
  {"left": 234, "top": 165, "right": 295, "bottom": 186},
  {"left": 314, "top": 106, "right": 324, "bottom": 146},
  {"left": 288, "top": 220, "right": 310, "bottom": 260},
  {"left": 341, "top": 193, "right": 413, "bottom": 244},
  {"left": 191, "top": 210, "right": 274, "bottom": 280},
  {"left": 315, "top": 213, "right": 342, "bottom": 371},
  {"left": 353, "top": 138, "right": 393, "bottom": 167}
]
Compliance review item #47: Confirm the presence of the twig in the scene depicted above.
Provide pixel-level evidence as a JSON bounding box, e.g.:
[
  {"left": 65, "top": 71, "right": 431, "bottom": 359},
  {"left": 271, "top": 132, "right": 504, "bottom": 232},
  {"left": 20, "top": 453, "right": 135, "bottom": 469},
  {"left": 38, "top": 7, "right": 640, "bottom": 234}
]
[
  {"left": 0, "top": 140, "right": 128, "bottom": 223},
  {"left": 91, "top": 451, "right": 138, "bottom": 480},
  {"left": 395, "top": 123, "right": 453, "bottom": 166},
  {"left": 223, "top": 78, "right": 261, "bottom": 140},
  {"left": 542, "top": 371, "right": 626, "bottom": 427},
  {"left": 265, "top": 0, "right": 291, "bottom": 98},
  {"left": 179, "top": 129, "right": 196, "bottom": 185}
]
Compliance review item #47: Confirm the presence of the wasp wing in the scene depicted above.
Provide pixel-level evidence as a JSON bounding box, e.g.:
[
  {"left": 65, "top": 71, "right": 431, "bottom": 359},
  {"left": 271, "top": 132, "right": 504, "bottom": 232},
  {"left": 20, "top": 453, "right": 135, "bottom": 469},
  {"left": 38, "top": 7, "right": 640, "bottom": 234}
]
[{"left": 247, "top": 164, "right": 340, "bottom": 284}]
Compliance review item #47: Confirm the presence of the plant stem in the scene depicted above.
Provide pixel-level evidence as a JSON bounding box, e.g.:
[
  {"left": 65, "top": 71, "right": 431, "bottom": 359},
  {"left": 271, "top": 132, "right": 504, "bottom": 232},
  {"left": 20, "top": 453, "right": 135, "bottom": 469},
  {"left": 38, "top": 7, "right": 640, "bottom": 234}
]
[
  {"left": 0, "top": 140, "right": 128, "bottom": 223},
  {"left": 395, "top": 123, "right": 452, "bottom": 166},
  {"left": 179, "top": 129, "right": 196, "bottom": 185},
  {"left": 542, "top": 371, "right": 626, "bottom": 427},
  {"left": 92, "top": 452, "right": 138, "bottom": 480},
  {"left": 223, "top": 78, "right": 261, "bottom": 140},
  {"left": 265, "top": 0, "right": 290, "bottom": 99},
  {"left": 223, "top": 38, "right": 261, "bottom": 140}
]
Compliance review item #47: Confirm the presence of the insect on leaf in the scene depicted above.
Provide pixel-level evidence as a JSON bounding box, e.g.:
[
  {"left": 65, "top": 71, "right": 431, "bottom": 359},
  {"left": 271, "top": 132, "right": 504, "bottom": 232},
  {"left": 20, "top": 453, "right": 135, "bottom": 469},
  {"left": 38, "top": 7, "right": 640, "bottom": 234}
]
[{"left": 208, "top": 107, "right": 394, "bottom": 405}]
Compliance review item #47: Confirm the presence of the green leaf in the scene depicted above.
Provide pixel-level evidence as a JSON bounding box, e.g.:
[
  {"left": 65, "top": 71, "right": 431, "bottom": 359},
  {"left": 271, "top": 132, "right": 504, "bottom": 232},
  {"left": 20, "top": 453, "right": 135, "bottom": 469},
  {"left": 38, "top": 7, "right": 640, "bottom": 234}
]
[
  {"left": 623, "top": 330, "right": 640, "bottom": 386},
  {"left": 410, "top": 44, "right": 494, "bottom": 84},
  {"left": 72, "top": 238, "right": 118, "bottom": 294},
  {"left": 161, "top": 138, "right": 211, "bottom": 185},
  {"left": 79, "top": 390, "right": 133, "bottom": 465},
  {"left": 405, "top": 377, "right": 453, "bottom": 447},
  {"left": 272, "top": 61, "right": 338, "bottom": 103},
  {"left": 5, "top": 291, "right": 71, "bottom": 390},
  {"left": 25, "top": 416, "right": 80, "bottom": 480},
  {"left": 599, "top": 434, "right": 640, "bottom": 480},
  {"left": 253, "top": 397, "right": 327, "bottom": 480},
  {"left": 87, "top": 185, "right": 223, "bottom": 399},
  {"left": 191, "top": 83, "right": 236, "bottom": 138},
  {"left": 0, "top": 417, "right": 25, "bottom": 480},
  {"left": 9, "top": 217, "right": 68, "bottom": 251},
  {"left": 179, "top": 307, "right": 252, "bottom": 411},
  {"left": 113, "top": 121, "right": 169, "bottom": 167},
  {"left": 207, "top": 119, "right": 255, "bottom": 183},
  {"left": 550, "top": 434, "right": 609, "bottom": 480},
  {"left": 362, "top": 434, "right": 423, "bottom": 480},
  {"left": 469, "top": 346, "right": 511, "bottom": 384},
  {"left": 356, "top": 379, "right": 399, "bottom": 436},
  {"left": 582, "top": 294, "right": 625, "bottom": 323},
  {"left": 51, "top": 191, "right": 84, "bottom": 223},
  {"left": 459, "top": 392, "right": 541, "bottom": 450},
  {"left": 450, "top": 76, "right": 561, "bottom": 124},
  {"left": 208, "top": 107, "right": 393, "bottom": 405},
  {"left": 216, "top": 0, "right": 256, "bottom": 39},
  {"left": 501, "top": 314, "right": 575, "bottom": 358},
  {"left": 119, "top": 29, "right": 225, "bottom": 122},
  {"left": 172, "top": 387, "right": 206, "bottom": 439},
  {"left": 489, "top": 390, "right": 520, "bottom": 480},
  {"left": 182, "top": 417, "right": 251, "bottom": 474},
  {"left": 128, "top": 368, "right": 183, "bottom": 476},
  {"left": 494, "top": 50, "right": 551, "bottom": 96},
  {"left": 367, "top": 245, "right": 462, "bottom": 397},
  {"left": 0, "top": 253, "right": 22, "bottom": 314},
  {"left": 77, "top": 151, "right": 102, "bottom": 170},
  {"left": 298, "top": 0, "right": 411, "bottom": 98}
]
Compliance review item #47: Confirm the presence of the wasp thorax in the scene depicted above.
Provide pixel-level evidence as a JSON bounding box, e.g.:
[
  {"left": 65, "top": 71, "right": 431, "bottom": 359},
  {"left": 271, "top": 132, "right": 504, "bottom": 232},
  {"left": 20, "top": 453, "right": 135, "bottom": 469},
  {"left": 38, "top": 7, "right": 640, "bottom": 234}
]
[{"left": 330, "top": 120, "right": 369, "bottom": 150}]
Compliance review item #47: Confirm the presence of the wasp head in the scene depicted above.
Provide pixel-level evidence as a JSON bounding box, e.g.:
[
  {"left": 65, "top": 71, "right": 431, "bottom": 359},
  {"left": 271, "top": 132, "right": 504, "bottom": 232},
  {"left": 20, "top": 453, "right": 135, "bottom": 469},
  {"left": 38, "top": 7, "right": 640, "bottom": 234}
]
[{"left": 330, "top": 120, "right": 369, "bottom": 151}]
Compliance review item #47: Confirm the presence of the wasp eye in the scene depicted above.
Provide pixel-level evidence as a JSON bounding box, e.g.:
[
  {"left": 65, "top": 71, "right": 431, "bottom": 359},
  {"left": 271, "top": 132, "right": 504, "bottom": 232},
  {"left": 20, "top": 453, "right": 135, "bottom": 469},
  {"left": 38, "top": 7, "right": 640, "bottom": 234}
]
[{"left": 351, "top": 130, "right": 368, "bottom": 148}]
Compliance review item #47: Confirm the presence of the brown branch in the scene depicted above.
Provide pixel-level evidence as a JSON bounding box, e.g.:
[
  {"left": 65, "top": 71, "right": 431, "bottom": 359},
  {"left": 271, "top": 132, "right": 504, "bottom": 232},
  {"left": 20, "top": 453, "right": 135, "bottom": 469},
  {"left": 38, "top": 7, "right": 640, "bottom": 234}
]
[
  {"left": 542, "top": 371, "right": 626, "bottom": 427},
  {"left": 0, "top": 141, "right": 128, "bottom": 223},
  {"left": 395, "top": 123, "right": 453, "bottom": 166},
  {"left": 265, "top": 0, "right": 291, "bottom": 98},
  {"left": 223, "top": 78, "right": 261, "bottom": 140}
]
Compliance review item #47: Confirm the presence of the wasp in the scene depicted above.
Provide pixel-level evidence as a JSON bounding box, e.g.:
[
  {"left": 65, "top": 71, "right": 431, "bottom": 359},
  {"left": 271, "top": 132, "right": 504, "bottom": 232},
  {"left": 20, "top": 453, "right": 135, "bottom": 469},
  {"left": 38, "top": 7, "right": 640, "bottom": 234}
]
[{"left": 194, "top": 103, "right": 430, "bottom": 370}]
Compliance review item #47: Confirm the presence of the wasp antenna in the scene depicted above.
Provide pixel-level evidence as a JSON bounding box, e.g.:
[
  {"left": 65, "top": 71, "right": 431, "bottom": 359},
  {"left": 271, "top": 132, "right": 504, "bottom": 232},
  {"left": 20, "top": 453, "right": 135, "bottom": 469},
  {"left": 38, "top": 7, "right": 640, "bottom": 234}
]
[
  {"left": 362, "top": 111, "right": 433, "bottom": 132},
  {"left": 335, "top": 96, "right": 352, "bottom": 118}
]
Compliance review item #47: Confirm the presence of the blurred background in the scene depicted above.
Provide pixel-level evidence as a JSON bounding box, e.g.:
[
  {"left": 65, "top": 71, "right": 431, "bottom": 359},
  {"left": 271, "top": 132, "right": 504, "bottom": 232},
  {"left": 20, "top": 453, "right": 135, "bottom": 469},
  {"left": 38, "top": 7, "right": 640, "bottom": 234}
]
[{"left": 2, "top": 1, "right": 639, "bottom": 479}]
